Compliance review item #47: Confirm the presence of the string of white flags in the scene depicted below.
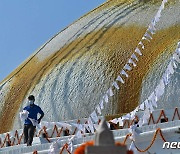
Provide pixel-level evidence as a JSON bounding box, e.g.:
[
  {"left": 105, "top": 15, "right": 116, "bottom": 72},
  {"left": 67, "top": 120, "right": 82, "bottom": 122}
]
[
  {"left": 111, "top": 41, "right": 180, "bottom": 127},
  {"left": 128, "top": 41, "right": 180, "bottom": 153},
  {"left": 92, "top": 0, "right": 169, "bottom": 125},
  {"left": 47, "top": 0, "right": 170, "bottom": 153},
  {"left": 89, "top": 0, "right": 169, "bottom": 127}
]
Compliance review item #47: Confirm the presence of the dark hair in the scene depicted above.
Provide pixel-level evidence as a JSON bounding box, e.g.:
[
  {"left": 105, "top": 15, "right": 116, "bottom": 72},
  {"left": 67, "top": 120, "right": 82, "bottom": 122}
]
[{"left": 28, "top": 95, "right": 35, "bottom": 101}]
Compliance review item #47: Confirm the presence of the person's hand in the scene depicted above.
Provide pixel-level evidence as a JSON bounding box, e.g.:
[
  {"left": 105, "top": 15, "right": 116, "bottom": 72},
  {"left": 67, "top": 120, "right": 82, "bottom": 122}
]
[{"left": 37, "top": 119, "right": 41, "bottom": 124}]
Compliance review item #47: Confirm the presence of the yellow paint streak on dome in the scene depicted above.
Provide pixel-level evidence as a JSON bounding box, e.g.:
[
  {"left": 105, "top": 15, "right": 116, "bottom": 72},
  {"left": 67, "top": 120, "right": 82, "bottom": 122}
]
[
  {"left": 94, "top": 25, "right": 179, "bottom": 113},
  {"left": 0, "top": 24, "right": 179, "bottom": 133},
  {"left": 0, "top": 57, "right": 52, "bottom": 133}
]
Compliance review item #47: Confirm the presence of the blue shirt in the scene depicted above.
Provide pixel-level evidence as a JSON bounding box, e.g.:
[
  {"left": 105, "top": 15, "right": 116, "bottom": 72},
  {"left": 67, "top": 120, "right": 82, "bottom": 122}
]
[{"left": 23, "top": 104, "right": 44, "bottom": 125}]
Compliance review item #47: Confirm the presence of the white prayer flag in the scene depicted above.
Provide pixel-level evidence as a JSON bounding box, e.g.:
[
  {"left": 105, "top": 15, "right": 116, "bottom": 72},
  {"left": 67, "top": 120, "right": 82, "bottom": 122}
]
[
  {"left": 90, "top": 111, "right": 99, "bottom": 123},
  {"left": 143, "top": 108, "right": 150, "bottom": 119},
  {"left": 154, "top": 15, "right": 160, "bottom": 23},
  {"left": 107, "top": 87, "right": 114, "bottom": 96},
  {"left": 128, "top": 126, "right": 133, "bottom": 134},
  {"left": 112, "top": 81, "right": 119, "bottom": 90},
  {"left": 128, "top": 58, "right": 137, "bottom": 67},
  {"left": 154, "top": 10, "right": 161, "bottom": 22},
  {"left": 142, "top": 115, "right": 148, "bottom": 125},
  {"left": 129, "top": 125, "right": 140, "bottom": 140},
  {"left": 163, "top": 0, "right": 168, "bottom": 4},
  {"left": 173, "top": 53, "right": 180, "bottom": 63},
  {"left": 129, "top": 141, "right": 135, "bottom": 150},
  {"left": 49, "top": 141, "right": 59, "bottom": 154},
  {"left": 130, "top": 111, "right": 136, "bottom": 120},
  {"left": 116, "top": 75, "right": 125, "bottom": 84},
  {"left": 144, "top": 99, "right": 149, "bottom": 109},
  {"left": 118, "top": 118, "right": 123, "bottom": 126},
  {"left": 156, "top": 9, "right": 162, "bottom": 18},
  {"left": 142, "top": 36, "right": 150, "bottom": 42},
  {"left": 131, "top": 53, "right": 138, "bottom": 61},
  {"left": 88, "top": 117, "right": 93, "bottom": 125},
  {"left": 122, "top": 113, "right": 131, "bottom": 120},
  {"left": 138, "top": 41, "right": 145, "bottom": 49},
  {"left": 88, "top": 124, "right": 95, "bottom": 134},
  {"left": 176, "top": 48, "right": 180, "bottom": 55},
  {"left": 167, "top": 62, "right": 174, "bottom": 75},
  {"left": 93, "top": 124, "right": 99, "bottom": 131},
  {"left": 160, "top": 2, "right": 165, "bottom": 10},
  {"left": 162, "top": 71, "right": 170, "bottom": 85},
  {"left": 88, "top": 117, "right": 95, "bottom": 133},
  {"left": 144, "top": 32, "right": 152, "bottom": 40},
  {"left": 110, "top": 118, "right": 118, "bottom": 124},
  {"left": 178, "top": 48, "right": 180, "bottom": 54},
  {"left": 84, "top": 124, "right": 90, "bottom": 132},
  {"left": 71, "top": 123, "right": 83, "bottom": 132},
  {"left": 106, "top": 122, "right": 110, "bottom": 128},
  {"left": 134, "top": 106, "right": 139, "bottom": 112},
  {"left": 149, "top": 102, "right": 154, "bottom": 113},
  {"left": 139, "top": 103, "right": 145, "bottom": 111},
  {"left": 129, "top": 141, "right": 137, "bottom": 154},
  {"left": 143, "top": 99, "right": 153, "bottom": 113},
  {"left": 28, "top": 118, "right": 39, "bottom": 127},
  {"left": 67, "top": 141, "right": 73, "bottom": 153},
  {"left": 20, "top": 110, "right": 29, "bottom": 122},
  {"left": 177, "top": 43, "right": 180, "bottom": 53},
  {"left": 160, "top": 78, "right": 165, "bottom": 91},
  {"left": 124, "top": 64, "right": 132, "bottom": 71},
  {"left": 148, "top": 27, "right": 155, "bottom": 35},
  {"left": 76, "top": 130, "right": 82, "bottom": 138},
  {"left": 162, "top": 0, "right": 167, "bottom": 5},
  {"left": 155, "top": 79, "right": 165, "bottom": 99},
  {"left": 96, "top": 104, "right": 102, "bottom": 115},
  {"left": 135, "top": 47, "right": 142, "bottom": 56},
  {"left": 177, "top": 42, "right": 180, "bottom": 47},
  {"left": 138, "top": 118, "right": 143, "bottom": 127},
  {"left": 104, "top": 94, "right": 109, "bottom": 103},
  {"left": 151, "top": 18, "right": 156, "bottom": 27},
  {"left": 148, "top": 92, "right": 157, "bottom": 108},
  {"left": 120, "top": 69, "right": 128, "bottom": 78},
  {"left": 80, "top": 124, "right": 86, "bottom": 133},
  {"left": 172, "top": 60, "right": 177, "bottom": 69},
  {"left": 148, "top": 23, "right": 156, "bottom": 35},
  {"left": 100, "top": 100, "right": 104, "bottom": 110}
]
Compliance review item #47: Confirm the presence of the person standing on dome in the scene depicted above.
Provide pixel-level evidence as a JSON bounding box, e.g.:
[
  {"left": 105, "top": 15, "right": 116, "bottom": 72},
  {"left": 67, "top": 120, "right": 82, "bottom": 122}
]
[{"left": 22, "top": 95, "right": 44, "bottom": 146}]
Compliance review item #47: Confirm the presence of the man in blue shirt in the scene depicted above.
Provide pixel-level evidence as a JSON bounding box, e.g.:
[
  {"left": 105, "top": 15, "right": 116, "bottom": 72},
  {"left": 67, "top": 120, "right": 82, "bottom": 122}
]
[{"left": 23, "top": 95, "right": 44, "bottom": 146}]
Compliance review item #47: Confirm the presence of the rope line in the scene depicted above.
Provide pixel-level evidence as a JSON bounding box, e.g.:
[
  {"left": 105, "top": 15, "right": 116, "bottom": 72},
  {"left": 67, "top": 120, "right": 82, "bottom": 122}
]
[
  {"left": 132, "top": 128, "right": 166, "bottom": 153},
  {"left": 0, "top": 107, "right": 179, "bottom": 148},
  {"left": 59, "top": 143, "right": 71, "bottom": 154},
  {"left": 57, "top": 127, "right": 167, "bottom": 154}
]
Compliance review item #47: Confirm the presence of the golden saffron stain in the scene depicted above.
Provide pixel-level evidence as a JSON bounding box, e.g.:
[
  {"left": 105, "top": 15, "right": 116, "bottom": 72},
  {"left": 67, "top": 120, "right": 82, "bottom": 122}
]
[{"left": 0, "top": 19, "right": 179, "bottom": 133}]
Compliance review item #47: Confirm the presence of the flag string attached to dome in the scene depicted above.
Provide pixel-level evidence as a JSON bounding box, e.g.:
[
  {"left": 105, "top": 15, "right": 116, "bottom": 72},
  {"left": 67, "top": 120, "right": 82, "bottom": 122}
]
[{"left": 48, "top": 0, "right": 170, "bottom": 153}]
